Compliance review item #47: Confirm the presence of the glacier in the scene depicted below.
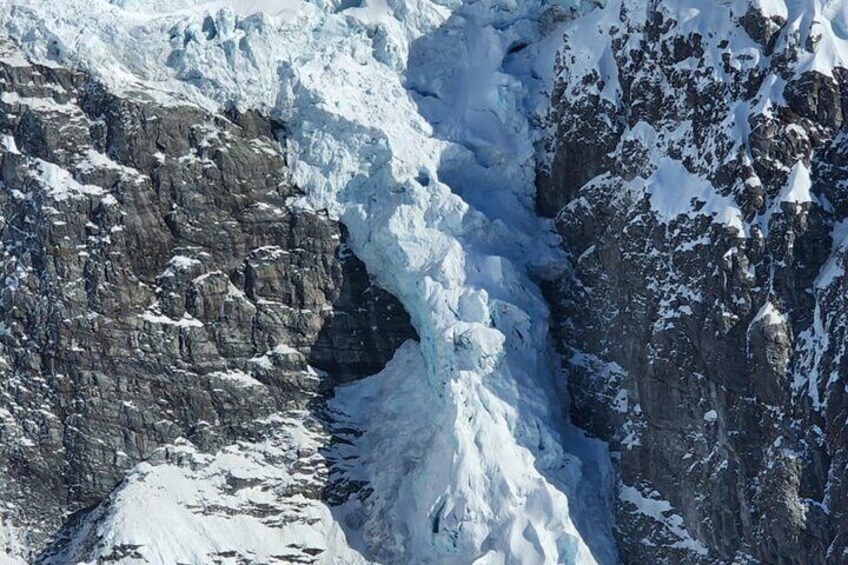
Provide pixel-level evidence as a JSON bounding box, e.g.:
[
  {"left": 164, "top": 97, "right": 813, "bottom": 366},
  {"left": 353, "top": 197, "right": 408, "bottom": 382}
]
[{"left": 2, "top": 0, "right": 618, "bottom": 562}]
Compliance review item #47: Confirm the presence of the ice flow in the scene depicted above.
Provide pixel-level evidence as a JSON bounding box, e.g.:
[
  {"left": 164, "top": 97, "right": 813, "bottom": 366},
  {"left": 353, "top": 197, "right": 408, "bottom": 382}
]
[{"left": 4, "top": 0, "right": 617, "bottom": 562}]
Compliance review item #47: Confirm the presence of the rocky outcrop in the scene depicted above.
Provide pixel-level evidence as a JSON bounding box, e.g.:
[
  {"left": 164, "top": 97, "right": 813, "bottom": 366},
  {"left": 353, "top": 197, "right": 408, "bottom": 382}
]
[
  {"left": 0, "top": 40, "right": 415, "bottom": 561},
  {"left": 541, "top": 2, "right": 848, "bottom": 563}
]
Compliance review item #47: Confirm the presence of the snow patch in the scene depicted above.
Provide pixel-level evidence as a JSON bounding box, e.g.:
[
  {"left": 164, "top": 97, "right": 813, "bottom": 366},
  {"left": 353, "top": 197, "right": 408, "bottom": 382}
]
[
  {"left": 619, "top": 484, "right": 709, "bottom": 557},
  {"left": 752, "top": 301, "right": 787, "bottom": 327},
  {"left": 641, "top": 159, "right": 745, "bottom": 234},
  {"left": 33, "top": 159, "right": 105, "bottom": 201},
  {"left": 140, "top": 310, "right": 204, "bottom": 328},
  {"left": 752, "top": 0, "right": 788, "bottom": 21},
  {"left": 780, "top": 161, "right": 813, "bottom": 205},
  {"left": 0, "top": 135, "right": 20, "bottom": 155},
  {"left": 815, "top": 219, "right": 848, "bottom": 289},
  {"left": 208, "top": 369, "right": 264, "bottom": 388}
]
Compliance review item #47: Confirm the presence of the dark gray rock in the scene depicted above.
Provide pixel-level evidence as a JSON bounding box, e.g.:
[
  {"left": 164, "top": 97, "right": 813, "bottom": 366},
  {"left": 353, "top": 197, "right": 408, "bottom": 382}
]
[
  {"left": 541, "top": 3, "right": 848, "bottom": 564},
  {"left": 0, "top": 39, "right": 415, "bottom": 560}
]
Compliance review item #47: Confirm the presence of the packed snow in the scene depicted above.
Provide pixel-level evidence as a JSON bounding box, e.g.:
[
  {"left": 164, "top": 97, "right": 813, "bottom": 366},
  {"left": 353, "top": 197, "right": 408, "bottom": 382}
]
[
  {"left": 642, "top": 158, "right": 745, "bottom": 235},
  {"left": 752, "top": 301, "right": 788, "bottom": 328},
  {"left": 33, "top": 159, "right": 106, "bottom": 201},
  {"left": 2, "top": 0, "right": 618, "bottom": 563},
  {"left": 42, "top": 412, "right": 369, "bottom": 564}
]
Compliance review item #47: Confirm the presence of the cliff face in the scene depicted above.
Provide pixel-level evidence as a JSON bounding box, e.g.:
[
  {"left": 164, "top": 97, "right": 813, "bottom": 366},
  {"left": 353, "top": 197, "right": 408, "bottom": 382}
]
[
  {"left": 9, "top": 0, "right": 848, "bottom": 562},
  {"left": 541, "top": 1, "right": 848, "bottom": 563},
  {"left": 0, "top": 41, "right": 415, "bottom": 562},
  {"left": 0, "top": 0, "right": 624, "bottom": 560}
]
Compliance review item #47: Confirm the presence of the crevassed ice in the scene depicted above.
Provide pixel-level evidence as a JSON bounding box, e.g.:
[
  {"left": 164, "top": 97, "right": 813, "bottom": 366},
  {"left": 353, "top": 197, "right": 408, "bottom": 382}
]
[{"left": 3, "top": 0, "right": 617, "bottom": 563}]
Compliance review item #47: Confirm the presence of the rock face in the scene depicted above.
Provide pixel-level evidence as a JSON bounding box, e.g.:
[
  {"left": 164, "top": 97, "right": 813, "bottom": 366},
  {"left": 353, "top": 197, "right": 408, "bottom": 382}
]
[
  {"left": 0, "top": 40, "right": 415, "bottom": 562},
  {"left": 541, "top": 2, "right": 848, "bottom": 563}
]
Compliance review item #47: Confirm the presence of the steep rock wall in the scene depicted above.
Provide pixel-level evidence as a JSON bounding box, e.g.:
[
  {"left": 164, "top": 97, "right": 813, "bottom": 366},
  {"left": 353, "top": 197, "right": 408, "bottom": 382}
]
[
  {"left": 0, "top": 41, "right": 415, "bottom": 562},
  {"left": 542, "top": 2, "right": 848, "bottom": 563}
]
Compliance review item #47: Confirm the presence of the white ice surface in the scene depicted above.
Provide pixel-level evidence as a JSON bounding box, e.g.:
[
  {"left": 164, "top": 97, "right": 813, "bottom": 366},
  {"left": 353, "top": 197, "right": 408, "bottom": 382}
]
[{"left": 2, "top": 0, "right": 617, "bottom": 563}]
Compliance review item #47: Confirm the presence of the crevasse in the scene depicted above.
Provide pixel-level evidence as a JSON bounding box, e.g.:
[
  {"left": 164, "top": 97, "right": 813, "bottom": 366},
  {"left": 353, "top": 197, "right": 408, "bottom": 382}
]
[{"left": 4, "top": 0, "right": 617, "bottom": 562}]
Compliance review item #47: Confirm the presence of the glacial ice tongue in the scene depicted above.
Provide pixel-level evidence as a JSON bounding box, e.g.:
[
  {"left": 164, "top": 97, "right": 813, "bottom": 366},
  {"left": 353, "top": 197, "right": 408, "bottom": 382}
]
[{"left": 3, "top": 0, "right": 617, "bottom": 562}]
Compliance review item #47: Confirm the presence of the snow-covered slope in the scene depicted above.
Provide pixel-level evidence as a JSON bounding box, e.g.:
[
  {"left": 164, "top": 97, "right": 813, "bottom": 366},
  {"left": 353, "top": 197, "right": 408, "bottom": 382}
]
[
  {"left": 41, "top": 410, "right": 370, "bottom": 565},
  {"left": 2, "top": 0, "right": 616, "bottom": 563}
]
